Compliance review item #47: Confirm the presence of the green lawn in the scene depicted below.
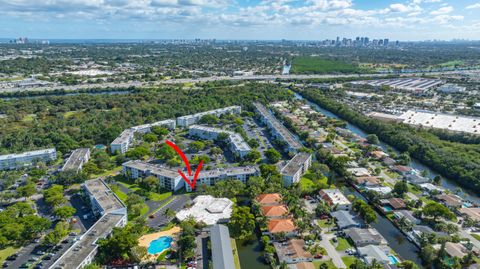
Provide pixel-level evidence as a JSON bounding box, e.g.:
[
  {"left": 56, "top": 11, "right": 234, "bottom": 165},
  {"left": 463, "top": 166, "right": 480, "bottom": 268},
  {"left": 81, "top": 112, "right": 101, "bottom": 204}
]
[
  {"left": 291, "top": 56, "right": 360, "bottom": 74},
  {"left": 471, "top": 233, "right": 480, "bottom": 241},
  {"left": 317, "top": 219, "right": 335, "bottom": 229},
  {"left": 112, "top": 187, "right": 128, "bottom": 202},
  {"left": 22, "top": 114, "right": 36, "bottom": 122},
  {"left": 148, "top": 191, "right": 172, "bottom": 201},
  {"left": 332, "top": 238, "right": 352, "bottom": 251},
  {"left": 0, "top": 247, "right": 20, "bottom": 264},
  {"left": 140, "top": 204, "right": 149, "bottom": 216},
  {"left": 231, "top": 239, "right": 241, "bottom": 269},
  {"left": 342, "top": 256, "right": 358, "bottom": 267},
  {"left": 313, "top": 259, "right": 337, "bottom": 269},
  {"left": 90, "top": 166, "right": 123, "bottom": 179}
]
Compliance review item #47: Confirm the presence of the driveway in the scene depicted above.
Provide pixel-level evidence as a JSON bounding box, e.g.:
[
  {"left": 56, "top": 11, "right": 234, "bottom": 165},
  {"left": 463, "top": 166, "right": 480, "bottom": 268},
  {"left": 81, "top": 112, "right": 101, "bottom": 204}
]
[
  {"left": 319, "top": 233, "right": 346, "bottom": 269},
  {"left": 147, "top": 195, "right": 192, "bottom": 228}
]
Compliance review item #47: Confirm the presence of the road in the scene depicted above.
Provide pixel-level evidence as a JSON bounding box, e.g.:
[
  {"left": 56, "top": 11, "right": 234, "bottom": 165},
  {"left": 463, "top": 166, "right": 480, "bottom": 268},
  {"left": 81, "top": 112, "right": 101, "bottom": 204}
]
[
  {"left": 3, "top": 69, "right": 479, "bottom": 93},
  {"left": 319, "top": 233, "right": 346, "bottom": 269},
  {"left": 147, "top": 194, "right": 192, "bottom": 228}
]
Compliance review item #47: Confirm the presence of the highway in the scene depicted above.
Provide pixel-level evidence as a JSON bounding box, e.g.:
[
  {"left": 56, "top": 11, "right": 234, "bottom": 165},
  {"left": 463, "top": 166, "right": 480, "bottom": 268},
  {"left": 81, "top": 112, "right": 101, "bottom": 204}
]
[{"left": 2, "top": 69, "right": 479, "bottom": 93}]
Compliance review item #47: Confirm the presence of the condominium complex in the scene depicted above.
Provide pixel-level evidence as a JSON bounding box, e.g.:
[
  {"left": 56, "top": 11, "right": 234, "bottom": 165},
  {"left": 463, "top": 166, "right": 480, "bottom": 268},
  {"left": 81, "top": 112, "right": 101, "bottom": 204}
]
[
  {"left": 122, "top": 160, "right": 258, "bottom": 192},
  {"left": 185, "top": 166, "right": 259, "bottom": 192},
  {"left": 0, "top": 148, "right": 57, "bottom": 170},
  {"left": 110, "top": 119, "right": 176, "bottom": 154},
  {"left": 49, "top": 179, "right": 127, "bottom": 269},
  {"left": 110, "top": 128, "right": 135, "bottom": 154},
  {"left": 253, "top": 102, "right": 302, "bottom": 153},
  {"left": 176, "top": 106, "right": 241, "bottom": 127},
  {"left": 122, "top": 160, "right": 184, "bottom": 191},
  {"left": 131, "top": 119, "right": 176, "bottom": 133},
  {"left": 280, "top": 153, "right": 312, "bottom": 187},
  {"left": 61, "top": 148, "right": 91, "bottom": 173},
  {"left": 188, "top": 125, "right": 251, "bottom": 158}
]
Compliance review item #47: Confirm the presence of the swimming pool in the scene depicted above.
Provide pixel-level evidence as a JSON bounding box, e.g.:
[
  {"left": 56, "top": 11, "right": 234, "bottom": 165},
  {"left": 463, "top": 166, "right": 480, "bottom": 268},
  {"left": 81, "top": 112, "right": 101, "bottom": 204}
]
[
  {"left": 388, "top": 255, "right": 399, "bottom": 264},
  {"left": 148, "top": 236, "right": 173, "bottom": 255},
  {"left": 383, "top": 205, "right": 393, "bottom": 213}
]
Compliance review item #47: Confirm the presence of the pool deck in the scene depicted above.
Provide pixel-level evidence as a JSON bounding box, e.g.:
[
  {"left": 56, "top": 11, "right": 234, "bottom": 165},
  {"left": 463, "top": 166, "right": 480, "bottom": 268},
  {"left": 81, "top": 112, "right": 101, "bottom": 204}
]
[
  {"left": 138, "top": 226, "right": 181, "bottom": 261},
  {"left": 139, "top": 226, "right": 181, "bottom": 248}
]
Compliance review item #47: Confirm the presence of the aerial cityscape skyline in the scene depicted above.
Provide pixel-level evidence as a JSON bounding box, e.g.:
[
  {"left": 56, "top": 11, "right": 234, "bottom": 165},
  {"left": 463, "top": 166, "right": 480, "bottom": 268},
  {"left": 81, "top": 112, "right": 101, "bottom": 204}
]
[{"left": 1, "top": 0, "right": 480, "bottom": 40}]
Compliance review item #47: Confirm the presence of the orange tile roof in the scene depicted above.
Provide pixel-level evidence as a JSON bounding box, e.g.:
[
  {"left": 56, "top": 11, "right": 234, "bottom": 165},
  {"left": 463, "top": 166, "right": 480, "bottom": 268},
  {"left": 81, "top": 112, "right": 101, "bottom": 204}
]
[
  {"left": 267, "top": 218, "right": 296, "bottom": 233},
  {"left": 256, "top": 193, "right": 282, "bottom": 205},
  {"left": 261, "top": 205, "right": 289, "bottom": 217}
]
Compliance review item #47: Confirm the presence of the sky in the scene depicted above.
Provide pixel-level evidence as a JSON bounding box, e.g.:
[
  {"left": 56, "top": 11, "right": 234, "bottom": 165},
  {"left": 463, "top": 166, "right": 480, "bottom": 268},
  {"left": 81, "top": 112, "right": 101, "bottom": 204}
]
[{"left": 0, "top": 0, "right": 479, "bottom": 41}]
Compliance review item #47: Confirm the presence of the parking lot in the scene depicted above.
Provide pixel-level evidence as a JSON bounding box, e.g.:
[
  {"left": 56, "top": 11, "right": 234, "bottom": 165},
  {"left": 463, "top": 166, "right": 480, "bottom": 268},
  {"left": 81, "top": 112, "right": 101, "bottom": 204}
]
[{"left": 147, "top": 194, "right": 192, "bottom": 228}]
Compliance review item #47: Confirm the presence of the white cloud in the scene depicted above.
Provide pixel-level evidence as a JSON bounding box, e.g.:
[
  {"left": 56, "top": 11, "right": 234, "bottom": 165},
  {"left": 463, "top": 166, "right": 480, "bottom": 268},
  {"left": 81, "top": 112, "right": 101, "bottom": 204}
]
[
  {"left": 389, "top": 3, "right": 410, "bottom": 12},
  {"left": 466, "top": 3, "right": 480, "bottom": 9},
  {"left": 430, "top": 6, "right": 453, "bottom": 15}
]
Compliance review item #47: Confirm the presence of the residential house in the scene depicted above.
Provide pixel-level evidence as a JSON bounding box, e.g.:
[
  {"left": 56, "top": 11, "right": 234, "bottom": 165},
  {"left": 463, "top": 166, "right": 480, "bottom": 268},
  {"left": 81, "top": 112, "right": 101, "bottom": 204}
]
[
  {"left": 318, "top": 189, "right": 351, "bottom": 211},
  {"left": 331, "top": 210, "right": 361, "bottom": 230},
  {"left": 393, "top": 210, "right": 420, "bottom": 226},
  {"left": 345, "top": 228, "right": 387, "bottom": 247},
  {"left": 266, "top": 219, "right": 297, "bottom": 236},
  {"left": 273, "top": 239, "right": 313, "bottom": 264},
  {"left": 357, "top": 245, "right": 392, "bottom": 265},
  {"left": 436, "top": 194, "right": 463, "bottom": 209}
]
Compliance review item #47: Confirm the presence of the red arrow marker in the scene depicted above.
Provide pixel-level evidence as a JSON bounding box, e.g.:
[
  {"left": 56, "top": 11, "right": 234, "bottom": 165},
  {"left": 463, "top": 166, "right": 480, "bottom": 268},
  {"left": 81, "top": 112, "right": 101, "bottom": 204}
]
[
  {"left": 166, "top": 140, "right": 203, "bottom": 190},
  {"left": 166, "top": 140, "right": 192, "bottom": 176},
  {"left": 178, "top": 160, "right": 203, "bottom": 190}
]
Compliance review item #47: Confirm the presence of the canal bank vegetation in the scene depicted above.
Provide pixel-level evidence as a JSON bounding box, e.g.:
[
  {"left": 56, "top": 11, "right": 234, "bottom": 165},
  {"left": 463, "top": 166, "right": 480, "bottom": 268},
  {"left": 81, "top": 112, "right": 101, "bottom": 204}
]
[{"left": 297, "top": 87, "right": 480, "bottom": 194}]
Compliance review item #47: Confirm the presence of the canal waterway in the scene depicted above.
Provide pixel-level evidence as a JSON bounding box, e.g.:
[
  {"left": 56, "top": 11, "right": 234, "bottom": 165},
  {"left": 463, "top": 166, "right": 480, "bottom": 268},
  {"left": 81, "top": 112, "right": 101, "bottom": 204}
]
[{"left": 294, "top": 92, "right": 480, "bottom": 204}]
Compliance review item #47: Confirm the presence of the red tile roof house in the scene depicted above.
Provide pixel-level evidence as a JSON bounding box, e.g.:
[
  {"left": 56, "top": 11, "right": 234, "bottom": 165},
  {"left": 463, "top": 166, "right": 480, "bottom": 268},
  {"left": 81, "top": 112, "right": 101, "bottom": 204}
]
[
  {"left": 256, "top": 193, "right": 282, "bottom": 206},
  {"left": 261, "top": 205, "right": 290, "bottom": 219},
  {"left": 264, "top": 218, "right": 298, "bottom": 237}
]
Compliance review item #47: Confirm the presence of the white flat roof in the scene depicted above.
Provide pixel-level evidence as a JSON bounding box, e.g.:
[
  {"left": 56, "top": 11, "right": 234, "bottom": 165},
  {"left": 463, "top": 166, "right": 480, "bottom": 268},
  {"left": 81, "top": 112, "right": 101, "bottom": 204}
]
[
  {"left": 399, "top": 110, "right": 480, "bottom": 135},
  {"left": 176, "top": 195, "right": 233, "bottom": 225},
  {"left": 0, "top": 148, "right": 56, "bottom": 161}
]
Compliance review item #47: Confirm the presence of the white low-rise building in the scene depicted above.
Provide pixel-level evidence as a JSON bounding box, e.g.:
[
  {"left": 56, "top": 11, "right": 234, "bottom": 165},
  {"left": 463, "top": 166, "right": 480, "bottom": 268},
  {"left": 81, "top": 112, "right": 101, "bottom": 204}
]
[
  {"left": 281, "top": 153, "right": 312, "bottom": 187},
  {"left": 122, "top": 160, "right": 184, "bottom": 191},
  {"left": 189, "top": 125, "right": 251, "bottom": 158},
  {"left": 318, "top": 189, "right": 351, "bottom": 211},
  {"left": 110, "top": 119, "right": 176, "bottom": 154},
  {"left": 254, "top": 102, "right": 302, "bottom": 153},
  {"left": 110, "top": 129, "right": 135, "bottom": 154},
  {"left": 176, "top": 195, "right": 233, "bottom": 225},
  {"left": 61, "top": 148, "right": 91, "bottom": 173},
  {"left": 0, "top": 148, "right": 57, "bottom": 170},
  {"left": 49, "top": 179, "right": 127, "bottom": 269},
  {"left": 177, "top": 106, "right": 241, "bottom": 127}
]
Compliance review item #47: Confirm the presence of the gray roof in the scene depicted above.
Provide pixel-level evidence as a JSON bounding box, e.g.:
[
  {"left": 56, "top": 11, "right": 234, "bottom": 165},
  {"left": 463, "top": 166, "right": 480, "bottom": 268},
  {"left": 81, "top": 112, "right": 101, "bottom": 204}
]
[
  {"left": 345, "top": 228, "right": 387, "bottom": 246},
  {"left": 0, "top": 148, "right": 56, "bottom": 161},
  {"left": 331, "top": 210, "right": 359, "bottom": 229},
  {"left": 210, "top": 224, "right": 235, "bottom": 269},
  {"left": 281, "top": 153, "right": 311, "bottom": 177},
  {"left": 61, "top": 148, "right": 90, "bottom": 172},
  {"left": 357, "top": 245, "right": 390, "bottom": 264}
]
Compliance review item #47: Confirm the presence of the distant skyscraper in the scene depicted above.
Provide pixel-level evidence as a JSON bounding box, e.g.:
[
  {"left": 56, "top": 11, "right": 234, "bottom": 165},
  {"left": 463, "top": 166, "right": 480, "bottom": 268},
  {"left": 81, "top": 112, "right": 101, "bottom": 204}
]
[{"left": 384, "top": 39, "right": 389, "bottom": 46}]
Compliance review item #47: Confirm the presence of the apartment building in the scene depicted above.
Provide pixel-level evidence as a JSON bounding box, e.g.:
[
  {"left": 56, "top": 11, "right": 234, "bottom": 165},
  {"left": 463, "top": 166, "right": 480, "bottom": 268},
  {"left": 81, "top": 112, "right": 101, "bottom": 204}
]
[
  {"left": 185, "top": 166, "right": 259, "bottom": 192},
  {"left": 49, "top": 179, "right": 127, "bottom": 269},
  {"left": 61, "top": 148, "right": 91, "bottom": 173},
  {"left": 122, "top": 160, "right": 184, "bottom": 191},
  {"left": 253, "top": 102, "right": 302, "bottom": 153},
  {"left": 188, "top": 125, "right": 251, "bottom": 158},
  {"left": 110, "top": 119, "right": 176, "bottom": 154},
  {"left": 131, "top": 119, "right": 176, "bottom": 133},
  {"left": 0, "top": 148, "right": 57, "bottom": 170},
  {"left": 177, "top": 106, "right": 242, "bottom": 127},
  {"left": 110, "top": 129, "right": 135, "bottom": 154},
  {"left": 281, "top": 153, "right": 312, "bottom": 187}
]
